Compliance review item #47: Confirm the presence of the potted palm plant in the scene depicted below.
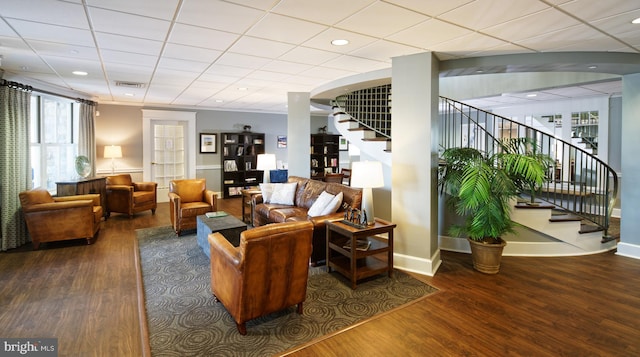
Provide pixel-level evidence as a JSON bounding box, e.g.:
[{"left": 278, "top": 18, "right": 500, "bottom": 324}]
[{"left": 439, "top": 139, "right": 550, "bottom": 274}]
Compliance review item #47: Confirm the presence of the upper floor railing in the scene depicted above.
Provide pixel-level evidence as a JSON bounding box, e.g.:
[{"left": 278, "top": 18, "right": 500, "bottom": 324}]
[{"left": 334, "top": 84, "right": 392, "bottom": 139}]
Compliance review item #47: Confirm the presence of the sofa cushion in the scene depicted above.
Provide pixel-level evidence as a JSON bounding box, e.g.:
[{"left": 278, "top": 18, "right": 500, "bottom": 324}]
[
  {"left": 259, "top": 183, "right": 275, "bottom": 203},
  {"left": 308, "top": 191, "right": 335, "bottom": 217},
  {"left": 321, "top": 191, "right": 343, "bottom": 215},
  {"left": 133, "top": 191, "right": 155, "bottom": 205},
  {"left": 269, "top": 182, "right": 297, "bottom": 205},
  {"left": 268, "top": 207, "right": 309, "bottom": 223}
]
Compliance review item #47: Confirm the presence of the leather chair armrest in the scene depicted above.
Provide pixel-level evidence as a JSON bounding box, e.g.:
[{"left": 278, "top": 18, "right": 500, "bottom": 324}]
[
  {"left": 106, "top": 184, "right": 134, "bottom": 192},
  {"left": 307, "top": 212, "right": 343, "bottom": 226},
  {"left": 208, "top": 232, "right": 242, "bottom": 267},
  {"left": 55, "top": 194, "right": 101, "bottom": 206},
  {"left": 252, "top": 193, "right": 263, "bottom": 205},
  {"left": 23, "top": 200, "right": 92, "bottom": 213},
  {"left": 133, "top": 182, "right": 157, "bottom": 192},
  {"left": 204, "top": 189, "right": 217, "bottom": 211}
]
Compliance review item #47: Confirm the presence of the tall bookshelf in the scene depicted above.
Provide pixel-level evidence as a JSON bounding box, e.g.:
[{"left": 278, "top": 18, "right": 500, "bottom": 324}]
[
  {"left": 221, "top": 132, "right": 265, "bottom": 198},
  {"left": 310, "top": 134, "right": 340, "bottom": 180}
]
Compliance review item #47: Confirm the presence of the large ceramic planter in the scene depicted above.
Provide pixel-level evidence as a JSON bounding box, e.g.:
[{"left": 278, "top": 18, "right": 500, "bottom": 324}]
[{"left": 467, "top": 238, "right": 507, "bottom": 274}]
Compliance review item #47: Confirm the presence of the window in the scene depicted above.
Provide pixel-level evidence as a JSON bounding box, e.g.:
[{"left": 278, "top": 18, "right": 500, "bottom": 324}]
[{"left": 30, "top": 94, "right": 79, "bottom": 193}]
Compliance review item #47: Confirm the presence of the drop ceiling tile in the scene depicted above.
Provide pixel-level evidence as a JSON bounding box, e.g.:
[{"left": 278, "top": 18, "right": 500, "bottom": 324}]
[
  {"left": 247, "top": 13, "right": 328, "bottom": 44},
  {"left": 7, "top": 20, "right": 94, "bottom": 46},
  {"left": 321, "top": 54, "right": 388, "bottom": 73},
  {"left": 223, "top": 0, "right": 279, "bottom": 11},
  {"left": 1, "top": 0, "right": 88, "bottom": 29},
  {"left": 299, "top": 66, "right": 356, "bottom": 80},
  {"left": 272, "top": 0, "right": 374, "bottom": 25},
  {"left": 101, "top": 49, "right": 157, "bottom": 66},
  {"left": 104, "top": 63, "right": 153, "bottom": 83},
  {"left": 483, "top": 8, "right": 581, "bottom": 42},
  {"left": 541, "top": 86, "right": 601, "bottom": 97},
  {"left": 385, "top": 0, "right": 475, "bottom": 16},
  {"left": 260, "top": 60, "right": 312, "bottom": 75},
  {"left": 591, "top": 10, "right": 640, "bottom": 35},
  {"left": 158, "top": 57, "right": 210, "bottom": 73},
  {"left": 517, "top": 24, "right": 608, "bottom": 51},
  {"left": 204, "top": 64, "right": 253, "bottom": 78},
  {"left": 278, "top": 46, "right": 341, "bottom": 66},
  {"left": 303, "top": 28, "right": 379, "bottom": 54},
  {"left": 228, "top": 36, "right": 296, "bottom": 59},
  {"left": 163, "top": 43, "right": 223, "bottom": 63},
  {"left": 431, "top": 32, "right": 511, "bottom": 55},
  {"left": 152, "top": 68, "right": 200, "bottom": 85},
  {"left": 177, "top": 0, "right": 265, "bottom": 33},
  {"left": 559, "top": 0, "right": 640, "bottom": 22},
  {"left": 95, "top": 32, "right": 162, "bottom": 56},
  {"left": 89, "top": 8, "right": 171, "bottom": 41},
  {"left": 335, "top": 2, "right": 429, "bottom": 38},
  {"left": 387, "top": 18, "right": 471, "bottom": 48},
  {"left": 86, "top": 0, "right": 180, "bottom": 21},
  {"left": 348, "top": 40, "right": 424, "bottom": 62},
  {"left": 438, "top": 0, "right": 549, "bottom": 31},
  {"left": 27, "top": 41, "right": 99, "bottom": 61},
  {"left": 168, "top": 23, "right": 240, "bottom": 51},
  {"left": 215, "top": 52, "right": 272, "bottom": 69},
  {"left": 245, "top": 70, "right": 293, "bottom": 82}
]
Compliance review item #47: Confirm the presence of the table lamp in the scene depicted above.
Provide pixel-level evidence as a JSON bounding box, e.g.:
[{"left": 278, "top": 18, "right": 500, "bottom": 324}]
[
  {"left": 256, "top": 153, "right": 276, "bottom": 183},
  {"left": 350, "top": 161, "right": 384, "bottom": 225},
  {"left": 104, "top": 145, "right": 122, "bottom": 174}
]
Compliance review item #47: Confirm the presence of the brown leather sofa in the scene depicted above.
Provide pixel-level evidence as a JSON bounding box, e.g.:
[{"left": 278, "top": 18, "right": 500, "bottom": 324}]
[
  {"left": 252, "top": 176, "right": 362, "bottom": 265},
  {"left": 208, "top": 220, "right": 313, "bottom": 335},
  {"left": 19, "top": 188, "right": 103, "bottom": 249},
  {"left": 105, "top": 174, "right": 157, "bottom": 218},
  {"left": 168, "top": 178, "right": 217, "bottom": 235}
]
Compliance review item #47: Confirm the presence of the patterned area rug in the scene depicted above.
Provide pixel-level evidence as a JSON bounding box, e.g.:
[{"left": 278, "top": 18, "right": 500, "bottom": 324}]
[{"left": 136, "top": 226, "right": 437, "bottom": 357}]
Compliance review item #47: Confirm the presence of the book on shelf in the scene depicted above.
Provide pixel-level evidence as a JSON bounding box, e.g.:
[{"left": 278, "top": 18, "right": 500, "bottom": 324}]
[
  {"left": 224, "top": 160, "right": 238, "bottom": 171},
  {"left": 223, "top": 179, "right": 234, "bottom": 184},
  {"left": 342, "top": 239, "right": 371, "bottom": 251},
  {"left": 205, "top": 211, "right": 228, "bottom": 218}
]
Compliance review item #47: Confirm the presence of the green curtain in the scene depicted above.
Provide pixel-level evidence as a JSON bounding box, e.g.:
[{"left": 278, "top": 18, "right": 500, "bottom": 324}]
[
  {"left": 0, "top": 83, "right": 32, "bottom": 251},
  {"left": 78, "top": 101, "right": 96, "bottom": 177}
]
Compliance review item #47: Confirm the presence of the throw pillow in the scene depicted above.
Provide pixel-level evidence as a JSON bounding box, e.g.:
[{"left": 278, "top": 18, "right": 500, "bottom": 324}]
[
  {"left": 269, "top": 182, "right": 297, "bottom": 205},
  {"left": 320, "top": 191, "right": 343, "bottom": 215},
  {"left": 259, "top": 183, "right": 275, "bottom": 203},
  {"left": 307, "top": 191, "right": 335, "bottom": 217}
]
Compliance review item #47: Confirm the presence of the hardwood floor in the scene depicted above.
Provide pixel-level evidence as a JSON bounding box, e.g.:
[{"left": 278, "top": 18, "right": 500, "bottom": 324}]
[{"left": 1, "top": 198, "right": 639, "bottom": 356}]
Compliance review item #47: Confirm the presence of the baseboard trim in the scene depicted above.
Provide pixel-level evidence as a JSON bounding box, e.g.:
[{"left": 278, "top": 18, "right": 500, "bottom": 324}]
[
  {"left": 616, "top": 242, "right": 640, "bottom": 260},
  {"left": 393, "top": 250, "right": 442, "bottom": 277}
]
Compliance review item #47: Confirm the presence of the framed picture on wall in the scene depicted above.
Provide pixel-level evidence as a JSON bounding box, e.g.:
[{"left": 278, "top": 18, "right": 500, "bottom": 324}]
[
  {"left": 200, "top": 133, "right": 217, "bottom": 153},
  {"left": 277, "top": 135, "right": 287, "bottom": 148},
  {"left": 339, "top": 136, "right": 349, "bottom": 151}
]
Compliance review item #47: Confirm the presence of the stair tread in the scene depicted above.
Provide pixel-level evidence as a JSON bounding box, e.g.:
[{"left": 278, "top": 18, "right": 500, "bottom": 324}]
[
  {"left": 549, "top": 214, "right": 582, "bottom": 222},
  {"left": 579, "top": 224, "right": 604, "bottom": 234},
  {"left": 348, "top": 127, "right": 372, "bottom": 132}
]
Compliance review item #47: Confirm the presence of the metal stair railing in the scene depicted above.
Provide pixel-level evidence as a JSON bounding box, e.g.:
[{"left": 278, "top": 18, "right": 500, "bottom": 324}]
[{"left": 439, "top": 97, "right": 618, "bottom": 240}]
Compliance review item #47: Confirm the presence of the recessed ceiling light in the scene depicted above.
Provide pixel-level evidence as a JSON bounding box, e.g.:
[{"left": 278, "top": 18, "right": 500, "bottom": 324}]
[
  {"left": 588, "top": 65, "right": 598, "bottom": 69},
  {"left": 632, "top": 17, "right": 640, "bottom": 24},
  {"left": 476, "top": 70, "right": 484, "bottom": 73},
  {"left": 21, "top": 66, "right": 29, "bottom": 71},
  {"left": 331, "top": 39, "right": 349, "bottom": 46},
  {"left": 72, "top": 71, "right": 88, "bottom": 76},
  {"left": 238, "top": 87, "right": 248, "bottom": 91},
  {"left": 526, "top": 93, "right": 538, "bottom": 97},
  {"left": 215, "top": 99, "right": 223, "bottom": 103},
  {"left": 124, "top": 93, "right": 134, "bottom": 97}
]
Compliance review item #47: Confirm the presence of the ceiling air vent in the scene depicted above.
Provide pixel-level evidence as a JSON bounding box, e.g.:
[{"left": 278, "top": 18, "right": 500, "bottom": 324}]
[{"left": 115, "top": 81, "right": 145, "bottom": 88}]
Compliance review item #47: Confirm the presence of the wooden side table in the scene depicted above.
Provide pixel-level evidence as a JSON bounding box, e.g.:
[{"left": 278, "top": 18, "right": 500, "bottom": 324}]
[
  {"left": 326, "top": 218, "right": 396, "bottom": 289},
  {"left": 240, "top": 188, "right": 261, "bottom": 224}
]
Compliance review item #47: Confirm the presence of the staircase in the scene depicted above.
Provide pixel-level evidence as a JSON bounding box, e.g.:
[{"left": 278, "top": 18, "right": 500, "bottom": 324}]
[{"left": 331, "top": 90, "right": 618, "bottom": 257}]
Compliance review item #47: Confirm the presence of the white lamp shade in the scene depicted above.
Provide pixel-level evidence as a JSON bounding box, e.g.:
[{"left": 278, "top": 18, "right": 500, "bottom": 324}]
[
  {"left": 104, "top": 145, "right": 122, "bottom": 159},
  {"left": 256, "top": 153, "right": 277, "bottom": 171},
  {"left": 350, "top": 161, "right": 384, "bottom": 188}
]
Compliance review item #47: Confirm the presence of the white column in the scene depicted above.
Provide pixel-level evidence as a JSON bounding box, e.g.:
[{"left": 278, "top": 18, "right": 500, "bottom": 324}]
[
  {"left": 618, "top": 73, "right": 640, "bottom": 259},
  {"left": 287, "top": 92, "right": 311, "bottom": 178},
  {"left": 391, "top": 52, "right": 441, "bottom": 275}
]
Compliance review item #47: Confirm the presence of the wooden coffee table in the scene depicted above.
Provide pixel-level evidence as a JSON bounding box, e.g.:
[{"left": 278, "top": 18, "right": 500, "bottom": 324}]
[
  {"left": 326, "top": 218, "right": 396, "bottom": 289},
  {"left": 196, "top": 213, "right": 247, "bottom": 259}
]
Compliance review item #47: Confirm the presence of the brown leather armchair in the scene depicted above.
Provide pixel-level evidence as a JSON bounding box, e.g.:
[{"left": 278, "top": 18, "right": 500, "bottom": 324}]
[
  {"left": 19, "top": 188, "right": 103, "bottom": 249},
  {"left": 208, "top": 221, "right": 314, "bottom": 335},
  {"left": 168, "top": 179, "right": 217, "bottom": 235},
  {"left": 105, "top": 174, "right": 157, "bottom": 218}
]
